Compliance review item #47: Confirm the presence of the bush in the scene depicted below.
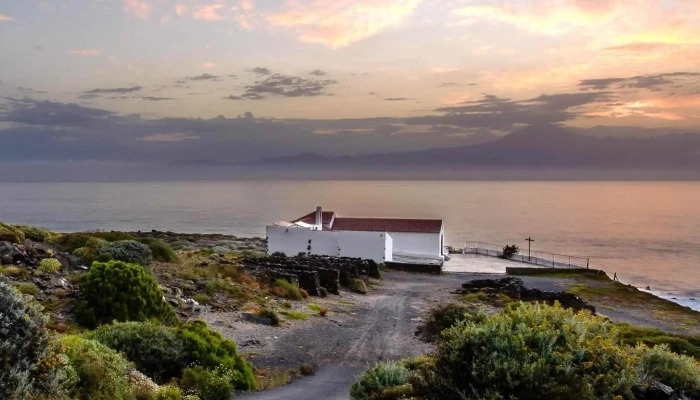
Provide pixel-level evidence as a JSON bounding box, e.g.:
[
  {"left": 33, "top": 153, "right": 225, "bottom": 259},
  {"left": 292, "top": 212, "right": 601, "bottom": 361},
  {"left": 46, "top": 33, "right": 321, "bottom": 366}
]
[
  {"left": 299, "top": 363, "right": 314, "bottom": 376},
  {"left": 300, "top": 288, "right": 309, "bottom": 298},
  {"left": 0, "top": 281, "right": 76, "bottom": 399},
  {"left": 96, "top": 240, "right": 153, "bottom": 265},
  {"left": 635, "top": 344, "right": 700, "bottom": 397},
  {"left": 39, "top": 258, "right": 62, "bottom": 272},
  {"left": 500, "top": 244, "right": 520, "bottom": 259},
  {"left": 176, "top": 320, "right": 256, "bottom": 391},
  {"left": 616, "top": 323, "right": 700, "bottom": 359},
  {"left": 272, "top": 279, "right": 303, "bottom": 300},
  {"left": 89, "top": 231, "right": 138, "bottom": 242},
  {"left": 15, "top": 282, "right": 40, "bottom": 296},
  {"left": 211, "top": 246, "right": 230, "bottom": 255},
  {"left": 138, "top": 238, "right": 179, "bottom": 263},
  {"left": 180, "top": 366, "right": 234, "bottom": 400},
  {"left": 420, "top": 303, "right": 485, "bottom": 341},
  {"left": 60, "top": 335, "right": 132, "bottom": 400},
  {"left": 349, "top": 279, "right": 368, "bottom": 294},
  {"left": 193, "top": 294, "right": 211, "bottom": 304},
  {"left": 257, "top": 309, "right": 281, "bottom": 326},
  {"left": 319, "top": 287, "right": 328, "bottom": 297},
  {"left": 73, "top": 246, "right": 97, "bottom": 264},
  {"left": 13, "top": 224, "right": 60, "bottom": 242},
  {"left": 319, "top": 306, "right": 329, "bottom": 317},
  {"left": 424, "top": 302, "right": 638, "bottom": 400},
  {"left": 270, "top": 251, "right": 287, "bottom": 258},
  {"left": 87, "top": 321, "right": 186, "bottom": 384},
  {"left": 0, "top": 222, "right": 25, "bottom": 243},
  {"left": 76, "top": 260, "right": 175, "bottom": 328},
  {"left": 350, "top": 362, "right": 413, "bottom": 400},
  {"left": 50, "top": 233, "right": 106, "bottom": 252}
]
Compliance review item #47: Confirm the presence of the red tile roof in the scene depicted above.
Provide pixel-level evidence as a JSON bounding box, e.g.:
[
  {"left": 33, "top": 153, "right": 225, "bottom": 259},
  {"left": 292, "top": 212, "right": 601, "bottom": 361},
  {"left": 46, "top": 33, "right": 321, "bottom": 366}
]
[
  {"left": 293, "top": 211, "right": 335, "bottom": 225},
  {"left": 331, "top": 218, "right": 443, "bottom": 234}
]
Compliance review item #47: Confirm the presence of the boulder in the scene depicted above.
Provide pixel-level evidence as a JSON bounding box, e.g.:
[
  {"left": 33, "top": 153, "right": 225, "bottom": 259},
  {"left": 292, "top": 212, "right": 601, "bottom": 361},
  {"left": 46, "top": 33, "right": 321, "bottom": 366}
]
[{"left": 241, "top": 312, "right": 274, "bottom": 326}]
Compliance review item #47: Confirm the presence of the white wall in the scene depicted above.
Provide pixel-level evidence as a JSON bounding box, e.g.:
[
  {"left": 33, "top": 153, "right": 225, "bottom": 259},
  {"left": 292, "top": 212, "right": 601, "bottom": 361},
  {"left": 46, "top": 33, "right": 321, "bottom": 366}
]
[
  {"left": 384, "top": 234, "right": 393, "bottom": 262},
  {"left": 389, "top": 231, "right": 443, "bottom": 260},
  {"left": 337, "top": 231, "right": 391, "bottom": 262},
  {"left": 266, "top": 226, "right": 390, "bottom": 263}
]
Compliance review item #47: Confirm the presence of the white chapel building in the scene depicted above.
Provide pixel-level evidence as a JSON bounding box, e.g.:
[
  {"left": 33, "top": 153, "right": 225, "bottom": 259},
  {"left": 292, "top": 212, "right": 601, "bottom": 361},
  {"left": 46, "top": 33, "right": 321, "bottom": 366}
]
[{"left": 266, "top": 207, "right": 445, "bottom": 263}]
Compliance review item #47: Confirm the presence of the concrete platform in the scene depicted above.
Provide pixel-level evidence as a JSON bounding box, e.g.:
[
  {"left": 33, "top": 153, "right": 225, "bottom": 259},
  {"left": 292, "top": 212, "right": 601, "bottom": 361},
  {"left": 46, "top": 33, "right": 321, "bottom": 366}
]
[{"left": 442, "top": 253, "right": 510, "bottom": 274}]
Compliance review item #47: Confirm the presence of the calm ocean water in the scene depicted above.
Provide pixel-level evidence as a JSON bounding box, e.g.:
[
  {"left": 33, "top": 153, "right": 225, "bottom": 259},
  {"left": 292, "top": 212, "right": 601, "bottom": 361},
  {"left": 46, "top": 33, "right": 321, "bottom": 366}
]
[{"left": 1, "top": 181, "right": 699, "bottom": 305}]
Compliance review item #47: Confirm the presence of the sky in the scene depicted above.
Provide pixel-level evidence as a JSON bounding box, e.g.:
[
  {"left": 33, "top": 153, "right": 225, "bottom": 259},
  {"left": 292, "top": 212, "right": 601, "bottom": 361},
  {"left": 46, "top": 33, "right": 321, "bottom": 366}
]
[{"left": 1, "top": 0, "right": 700, "bottom": 163}]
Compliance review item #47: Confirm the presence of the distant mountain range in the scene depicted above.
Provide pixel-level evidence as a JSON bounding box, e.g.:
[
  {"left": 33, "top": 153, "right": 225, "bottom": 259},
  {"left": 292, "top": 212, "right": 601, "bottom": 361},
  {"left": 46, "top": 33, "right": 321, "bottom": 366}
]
[{"left": 253, "top": 124, "right": 700, "bottom": 169}]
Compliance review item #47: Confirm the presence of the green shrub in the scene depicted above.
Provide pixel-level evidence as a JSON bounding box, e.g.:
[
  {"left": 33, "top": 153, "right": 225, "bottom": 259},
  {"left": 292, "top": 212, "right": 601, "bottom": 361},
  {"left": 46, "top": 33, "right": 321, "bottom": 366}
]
[
  {"left": 635, "top": 344, "right": 700, "bottom": 397},
  {"left": 272, "top": 279, "right": 303, "bottom": 300},
  {"left": 96, "top": 240, "right": 153, "bottom": 265},
  {"left": 176, "top": 320, "right": 256, "bottom": 391},
  {"left": 73, "top": 246, "right": 97, "bottom": 264},
  {"left": 0, "top": 281, "right": 76, "bottom": 399},
  {"left": 420, "top": 303, "right": 485, "bottom": 341},
  {"left": 87, "top": 321, "right": 186, "bottom": 383},
  {"left": 500, "top": 244, "right": 520, "bottom": 259},
  {"left": 138, "top": 238, "right": 179, "bottom": 263},
  {"left": 169, "top": 240, "right": 193, "bottom": 250},
  {"left": 60, "top": 335, "right": 132, "bottom": 400},
  {"left": 89, "top": 231, "right": 138, "bottom": 242},
  {"left": 15, "top": 282, "right": 39, "bottom": 296},
  {"left": 39, "top": 258, "right": 62, "bottom": 272},
  {"left": 616, "top": 323, "right": 700, "bottom": 359},
  {"left": 349, "top": 279, "right": 368, "bottom": 294},
  {"left": 180, "top": 366, "right": 235, "bottom": 400},
  {"left": 49, "top": 233, "right": 105, "bottom": 252},
  {"left": 0, "top": 222, "right": 25, "bottom": 243},
  {"left": 12, "top": 224, "right": 60, "bottom": 242},
  {"left": 279, "top": 310, "right": 308, "bottom": 320},
  {"left": 319, "top": 287, "right": 328, "bottom": 297},
  {"left": 76, "top": 260, "right": 175, "bottom": 328},
  {"left": 193, "top": 293, "right": 211, "bottom": 304},
  {"left": 270, "top": 251, "right": 287, "bottom": 257},
  {"left": 350, "top": 362, "right": 413, "bottom": 400},
  {"left": 424, "top": 302, "right": 638, "bottom": 400},
  {"left": 258, "top": 309, "right": 280, "bottom": 326},
  {"left": 211, "top": 246, "right": 230, "bottom": 255}
]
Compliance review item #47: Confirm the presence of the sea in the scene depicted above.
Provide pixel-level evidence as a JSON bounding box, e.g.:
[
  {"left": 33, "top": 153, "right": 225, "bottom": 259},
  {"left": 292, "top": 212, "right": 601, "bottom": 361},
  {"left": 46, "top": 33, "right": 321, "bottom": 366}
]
[{"left": 1, "top": 180, "right": 698, "bottom": 311}]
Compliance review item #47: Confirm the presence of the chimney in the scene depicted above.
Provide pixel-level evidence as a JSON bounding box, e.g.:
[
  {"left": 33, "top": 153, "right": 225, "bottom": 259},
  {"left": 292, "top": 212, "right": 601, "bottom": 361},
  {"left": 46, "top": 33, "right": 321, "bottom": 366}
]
[{"left": 315, "top": 206, "right": 323, "bottom": 229}]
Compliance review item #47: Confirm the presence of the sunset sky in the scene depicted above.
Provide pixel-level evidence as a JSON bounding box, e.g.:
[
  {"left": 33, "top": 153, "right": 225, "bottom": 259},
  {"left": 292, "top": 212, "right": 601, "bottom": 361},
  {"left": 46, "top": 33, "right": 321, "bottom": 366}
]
[{"left": 1, "top": 0, "right": 700, "bottom": 163}]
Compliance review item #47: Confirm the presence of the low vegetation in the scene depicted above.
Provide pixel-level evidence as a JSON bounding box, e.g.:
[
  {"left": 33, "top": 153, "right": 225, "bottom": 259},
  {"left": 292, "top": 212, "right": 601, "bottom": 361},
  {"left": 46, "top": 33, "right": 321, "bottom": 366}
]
[
  {"left": 500, "top": 244, "right": 519, "bottom": 259},
  {"left": 271, "top": 279, "right": 303, "bottom": 300},
  {"left": 75, "top": 260, "right": 176, "bottom": 328},
  {"left": 39, "top": 257, "right": 62, "bottom": 272},
  {"left": 352, "top": 302, "right": 700, "bottom": 400},
  {"left": 349, "top": 278, "right": 368, "bottom": 294}
]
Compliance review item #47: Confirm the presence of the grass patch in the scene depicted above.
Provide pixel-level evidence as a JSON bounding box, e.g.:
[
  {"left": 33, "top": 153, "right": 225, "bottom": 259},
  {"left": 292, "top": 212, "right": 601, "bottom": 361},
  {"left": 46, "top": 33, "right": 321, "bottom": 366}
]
[
  {"left": 193, "top": 293, "right": 211, "bottom": 304},
  {"left": 568, "top": 280, "right": 700, "bottom": 326},
  {"left": 279, "top": 310, "right": 309, "bottom": 320},
  {"left": 255, "top": 368, "right": 298, "bottom": 390},
  {"left": 0, "top": 265, "right": 30, "bottom": 279},
  {"left": 615, "top": 323, "right": 700, "bottom": 360},
  {"left": 337, "top": 300, "right": 355, "bottom": 305},
  {"left": 16, "top": 282, "right": 39, "bottom": 296},
  {"left": 508, "top": 268, "right": 609, "bottom": 281},
  {"left": 271, "top": 279, "right": 303, "bottom": 300},
  {"left": 256, "top": 309, "right": 280, "bottom": 326},
  {"left": 462, "top": 292, "right": 513, "bottom": 306},
  {"left": 307, "top": 303, "right": 321, "bottom": 311}
]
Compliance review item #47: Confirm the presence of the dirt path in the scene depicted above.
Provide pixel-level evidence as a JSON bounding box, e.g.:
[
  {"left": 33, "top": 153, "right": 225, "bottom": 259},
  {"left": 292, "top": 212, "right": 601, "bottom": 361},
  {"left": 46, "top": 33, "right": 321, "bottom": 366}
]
[{"left": 224, "top": 271, "right": 468, "bottom": 399}]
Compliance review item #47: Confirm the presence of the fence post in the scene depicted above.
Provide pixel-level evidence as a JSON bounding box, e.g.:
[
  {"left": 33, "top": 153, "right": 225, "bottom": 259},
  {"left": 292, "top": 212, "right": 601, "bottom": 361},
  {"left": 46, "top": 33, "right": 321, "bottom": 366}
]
[{"left": 569, "top": 256, "right": 571, "bottom": 269}]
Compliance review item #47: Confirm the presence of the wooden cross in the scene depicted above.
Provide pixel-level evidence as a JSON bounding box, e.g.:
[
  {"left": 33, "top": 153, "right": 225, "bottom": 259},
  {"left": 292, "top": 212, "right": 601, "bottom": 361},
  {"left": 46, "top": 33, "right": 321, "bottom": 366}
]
[{"left": 525, "top": 237, "right": 535, "bottom": 261}]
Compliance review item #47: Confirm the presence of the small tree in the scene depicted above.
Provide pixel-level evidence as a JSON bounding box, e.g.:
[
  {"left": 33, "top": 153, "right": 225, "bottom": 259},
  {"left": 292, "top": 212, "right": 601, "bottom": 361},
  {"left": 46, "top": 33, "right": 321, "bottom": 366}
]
[
  {"left": 76, "top": 260, "right": 175, "bottom": 328},
  {"left": 501, "top": 244, "right": 520, "bottom": 259}
]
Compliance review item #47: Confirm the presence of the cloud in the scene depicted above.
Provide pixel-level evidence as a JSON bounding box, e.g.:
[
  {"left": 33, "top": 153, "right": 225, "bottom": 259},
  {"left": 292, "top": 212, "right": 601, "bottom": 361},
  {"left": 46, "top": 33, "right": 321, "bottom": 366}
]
[
  {"left": 202, "top": 62, "right": 216, "bottom": 68},
  {"left": 309, "top": 69, "right": 326, "bottom": 76},
  {"left": 579, "top": 72, "right": 700, "bottom": 91},
  {"left": 384, "top": 97, "right": 412, "bottom": 101},
  {"left": 238, "top": 72, "right": 339, "bottom": 99},
  {"left": 86, "top": 86, "right": 143, "bottom": 94},
  {"left": 439, "top": 82, "right": 476, "bottom": 88},
  {"left": 266, "top": 0, "right": 422, "bottom": 48},
  {"left": 78, "top": 94, "right": 100, "bottom": 100},
  {"left": 186, "top": 73, "right": 221, "bottom": 81},
  {"left": 224, "top": 95, "right": 244, "bottom": 100},
  {"left": 0, "top": 98, "right": 115, "bottom": 127},
  {"left": 431, "top": 66, "right": 459, "bottom": 73},
  {"left": 239, "top": 0, "right": 254, "bottom": 11},
  {"left": 140, "top": 96, "right": 176, "bottom": 101},
  {"left": 17, "top": 87, "right": 48, "bottom": 95},
  {"left": 453, "top": 0, "right": 617, "bottom": 36},
  {"left": 0, "top": 13, "right": 12, "bottom": 21},
  {"left": 65, "top": 49, "right": 101, "bottom": 56},
  {"left": 604, "top": 42, "right": 676, "bottom": 52},
  {"left": 160, "top": 15, "right": 171, "bottom": 27},
  {"left": 138, "top": 132, "right": 200, "bottom": 142},
  {"left": 192, "top": 4, "right": 225, "bottom": 21},
  {"left": 175, "top": 4, "right": 187, "bottom": 16},
  {"left": 250, "top": 67, "right": 272, "bottom": 75},
  {"left": 123, "top": 0, "right": 151, "bottom": 19}
]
